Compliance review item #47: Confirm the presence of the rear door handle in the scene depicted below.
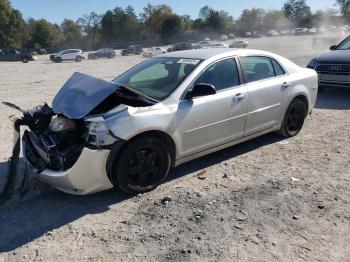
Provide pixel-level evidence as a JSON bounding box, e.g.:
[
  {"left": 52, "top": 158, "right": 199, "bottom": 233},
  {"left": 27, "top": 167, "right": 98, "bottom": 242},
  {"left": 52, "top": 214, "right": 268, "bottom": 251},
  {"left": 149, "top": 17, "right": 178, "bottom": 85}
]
[
  {"left": 281, "top": 82, "right": 291, "bottom": 88},
  {"left": 233, "top": 93, "right": 246, "bottom": 102}
]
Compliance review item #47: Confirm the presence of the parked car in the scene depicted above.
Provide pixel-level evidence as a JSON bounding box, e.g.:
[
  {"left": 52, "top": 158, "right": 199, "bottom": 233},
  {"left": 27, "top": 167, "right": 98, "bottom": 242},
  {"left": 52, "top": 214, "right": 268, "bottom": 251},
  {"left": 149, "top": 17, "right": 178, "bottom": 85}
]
[
  {"left": 245, "top": 32, "right": 252, "bottom": 37},
  {"left": 205, "top": 43, "right": 229, "bottom": 48},
  {"left": 142, "top": 47, "right": 167, "bottom": 58},
  {"left": 228, "top": 33, "right": 236, "bottom": 39},
  {"left": 167, "top": 42, "right": 195, "bottom": 52},
  {"left": 36, "top": 48, "right": 47, "bottom": 55},
  {"left": 280, "top": 30, "right": 294, "bottom": 36},
  {"left": 294, "top": 28, "right": 308, "bottom": 35},
  {"left": 121, "top": 45, "right": 143, "bottom": 56},
  {"left": 50, "top": 49, "right": 85, "bottom": 63},
  {"left": 0, "top": 49, "right": 34, "bottom": 63},
  {"left": 196, "top": 41, "right": 211, "bottom": 49},
  {"left": 20, "top": 49, "right": 317, "bottom": 195},
  {"left": 307, "top": 35, "right": 350, "bottom": 91},
  {"left": 229, "top": 41, "right": 249, "bottom": 48},
  {"left": 252, "top": 31, "right": 262, "bottom": 38},
  {"left": 88, "top": 48, "right": 116, "bottom": 60},
  {"left": 267, "top": 30, "right": 279, "bottom": 37},
  {"left": 220, "top": 35, "right": 228, "bottom": 41}
]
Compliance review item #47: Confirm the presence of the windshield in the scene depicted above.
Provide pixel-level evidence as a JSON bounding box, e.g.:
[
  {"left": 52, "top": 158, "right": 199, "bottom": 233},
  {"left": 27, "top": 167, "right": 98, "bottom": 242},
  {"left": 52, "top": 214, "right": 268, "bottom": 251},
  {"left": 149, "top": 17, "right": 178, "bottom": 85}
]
[
  {"left": 113, "top": 57, "right": 202, "bottom": 101},
  {"left": 336, "top": 36, "right": 350, "bottom": 50}
]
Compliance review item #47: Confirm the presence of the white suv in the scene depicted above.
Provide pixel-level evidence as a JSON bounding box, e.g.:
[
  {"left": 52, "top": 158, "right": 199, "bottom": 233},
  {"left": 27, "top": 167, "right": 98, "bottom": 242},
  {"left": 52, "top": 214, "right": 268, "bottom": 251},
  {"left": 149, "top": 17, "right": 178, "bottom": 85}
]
[{"left": 50, "top": 49, "right": 85, "bottom": 63}]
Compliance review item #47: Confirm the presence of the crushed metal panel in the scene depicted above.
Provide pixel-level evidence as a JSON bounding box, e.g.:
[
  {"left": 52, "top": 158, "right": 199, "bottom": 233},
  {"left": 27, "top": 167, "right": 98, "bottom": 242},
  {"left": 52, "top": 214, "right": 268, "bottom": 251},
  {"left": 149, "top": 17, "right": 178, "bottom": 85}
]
[{"left": 52, "top": 72, "right": 119, "bottom": 119}]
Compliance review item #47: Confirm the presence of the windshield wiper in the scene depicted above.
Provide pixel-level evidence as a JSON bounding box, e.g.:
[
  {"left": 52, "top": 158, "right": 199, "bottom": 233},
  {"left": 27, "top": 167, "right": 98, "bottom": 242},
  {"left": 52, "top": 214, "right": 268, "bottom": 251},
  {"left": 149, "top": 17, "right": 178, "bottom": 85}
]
[{"left": 116, "top": 84, "right": 159, "bottom": 105}]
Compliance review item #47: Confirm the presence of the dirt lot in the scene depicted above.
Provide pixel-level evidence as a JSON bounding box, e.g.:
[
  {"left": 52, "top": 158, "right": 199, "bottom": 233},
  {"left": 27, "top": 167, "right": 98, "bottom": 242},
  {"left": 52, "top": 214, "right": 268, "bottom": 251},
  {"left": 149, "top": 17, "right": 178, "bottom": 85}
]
[{"left": 0, "top": 35, "right": 349, "bottom": 261}]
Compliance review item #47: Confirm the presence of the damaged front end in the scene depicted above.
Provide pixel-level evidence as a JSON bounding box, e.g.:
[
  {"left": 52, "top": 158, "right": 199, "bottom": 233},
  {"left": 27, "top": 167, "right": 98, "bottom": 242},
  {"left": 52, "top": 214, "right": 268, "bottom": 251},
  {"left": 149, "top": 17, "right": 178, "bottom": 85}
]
[
  {"left": 1, "top": 72, "right": 154, "bottom": 199},
  {"left": 23, "top": 114, "right": 87, "bottom": 172}
]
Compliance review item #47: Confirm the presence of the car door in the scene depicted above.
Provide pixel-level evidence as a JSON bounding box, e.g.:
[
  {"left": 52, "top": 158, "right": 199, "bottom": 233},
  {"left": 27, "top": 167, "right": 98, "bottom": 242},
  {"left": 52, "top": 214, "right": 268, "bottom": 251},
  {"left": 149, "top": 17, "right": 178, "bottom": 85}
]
[
  {"left": 99, "top": 49, "right": 105, "bottom": 58},
  {"left": 7, "top": 50, "right": 17, "bottom": 61},
  {"left": 239, "top": 56, "right": 293, "bottom": 135},
  {"left": 60, "top": 50, "right": 70, "bottom": 60},
  {"left": 176, "top": 58, "right": 248, "bottom": 157}
]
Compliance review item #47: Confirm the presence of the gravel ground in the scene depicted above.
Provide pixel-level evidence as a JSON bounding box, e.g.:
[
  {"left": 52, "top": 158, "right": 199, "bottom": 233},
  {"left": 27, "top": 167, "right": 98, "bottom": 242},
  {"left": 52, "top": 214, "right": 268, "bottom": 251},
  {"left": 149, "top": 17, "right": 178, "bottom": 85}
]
[{"left": 0, "top": 35, "right": 349, "bottom": 261}]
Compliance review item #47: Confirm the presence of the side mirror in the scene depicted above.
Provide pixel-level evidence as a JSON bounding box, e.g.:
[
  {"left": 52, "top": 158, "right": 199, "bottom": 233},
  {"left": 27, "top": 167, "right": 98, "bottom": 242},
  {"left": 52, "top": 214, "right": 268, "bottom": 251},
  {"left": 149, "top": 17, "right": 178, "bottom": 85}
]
[
  {"left": 330, "top": 45, "right": 337, "bottom": 51},
  {"left": 185, "top": 83, "right": 216, "bottom": 100}
]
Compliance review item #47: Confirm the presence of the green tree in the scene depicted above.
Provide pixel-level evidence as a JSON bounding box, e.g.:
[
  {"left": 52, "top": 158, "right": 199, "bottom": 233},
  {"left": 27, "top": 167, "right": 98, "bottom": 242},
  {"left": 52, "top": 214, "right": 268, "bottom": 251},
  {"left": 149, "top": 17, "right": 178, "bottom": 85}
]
[
  {"left": 160, "top": 15, "right": 183, "bottom": 39},
  {"left": 238, "top": 8, "right": 265, "bottom": 32},
  {"left": 206, "top": 10, "right": 228, "bottom": 31},
  {"left": 101, "top": 10, "right": 115, "bottom": 43},
  {"left": 141, "top": 4, "right": 173, "bottom": 36},
  {"left": 61, "top": 19, "right": 83, "bottom": 47},
  {"left": 0, "top": 0, "right": 25, "bottom": 48},
  {"left": 29, "top": 19, "right": 54, "bottom": 48},
  {"left": 199, "top": 5, "right": 212, "bottom": 19},
  {"left": 77, "top": 12, "right": 101, "bottom": 45},
  {"left": 335, "top": 0, "right": 350, "bottom": 17},
  {"left": 101, "top": 6, "right": 141, "bottom": 44},
  {"left": 264, "top": 10, "right": 291, "bottom": 30},
  {"left": 283, "top": 0, "right": 312, "bottom": 27}
]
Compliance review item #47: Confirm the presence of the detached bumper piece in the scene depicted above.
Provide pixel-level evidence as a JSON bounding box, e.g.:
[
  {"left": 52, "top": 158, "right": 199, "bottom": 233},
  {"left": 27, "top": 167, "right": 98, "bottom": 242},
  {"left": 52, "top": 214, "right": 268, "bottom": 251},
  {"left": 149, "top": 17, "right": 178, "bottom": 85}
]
[{"left": 23, "top": 131, "right": 83, "bottom": 172}]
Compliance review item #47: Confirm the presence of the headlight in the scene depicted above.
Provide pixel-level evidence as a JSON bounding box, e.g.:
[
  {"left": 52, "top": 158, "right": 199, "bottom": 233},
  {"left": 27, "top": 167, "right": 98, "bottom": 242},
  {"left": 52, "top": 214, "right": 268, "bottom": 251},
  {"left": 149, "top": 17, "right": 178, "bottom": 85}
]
[
  {"left": 307, "top": 59, "right": 319, "bottom": 69},
  {"left": 49, "top": 116, "right": 76, "bottom": 132},
  {"left": 87, "top": 121, "right": 117, "bottom": 147}
]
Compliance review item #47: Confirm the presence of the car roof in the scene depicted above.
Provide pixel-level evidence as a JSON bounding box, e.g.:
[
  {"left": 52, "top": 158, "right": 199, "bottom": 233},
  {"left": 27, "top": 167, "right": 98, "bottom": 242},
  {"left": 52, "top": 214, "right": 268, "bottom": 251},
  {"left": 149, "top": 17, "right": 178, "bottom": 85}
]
[{"left": 159, "top": 48, "right": 274, "bottom": 60}]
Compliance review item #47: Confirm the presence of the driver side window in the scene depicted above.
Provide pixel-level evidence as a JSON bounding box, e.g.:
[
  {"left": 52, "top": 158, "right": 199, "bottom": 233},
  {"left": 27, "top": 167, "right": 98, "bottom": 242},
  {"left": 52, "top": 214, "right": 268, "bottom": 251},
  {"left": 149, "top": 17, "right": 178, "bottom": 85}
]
[{"left": 194, "top": 59, "right": 240, "bottom": 91}]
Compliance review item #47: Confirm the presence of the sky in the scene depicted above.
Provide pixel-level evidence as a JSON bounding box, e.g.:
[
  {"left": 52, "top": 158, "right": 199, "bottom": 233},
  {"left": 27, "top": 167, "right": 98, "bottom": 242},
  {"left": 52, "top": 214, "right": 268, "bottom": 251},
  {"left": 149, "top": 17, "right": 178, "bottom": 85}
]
[{"left": 10, "top": 0, "right": 336, "bottom": 24}]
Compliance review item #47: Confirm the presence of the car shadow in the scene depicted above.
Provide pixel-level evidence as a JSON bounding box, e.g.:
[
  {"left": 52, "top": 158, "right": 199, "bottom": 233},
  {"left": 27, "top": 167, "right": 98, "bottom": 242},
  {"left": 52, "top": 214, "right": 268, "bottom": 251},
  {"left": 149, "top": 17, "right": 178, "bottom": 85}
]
[
  {"left": 169, "top": 133, "right": 284, "bottom": 182},
  {"left": 315, "top": 87, "right": 350, "bottom": 110},
  {"left": 0, "top": 175, "right": 130, "bottom": 252},
  {"left": 0, "top": 133, "right": 284, "bottom": 252}
]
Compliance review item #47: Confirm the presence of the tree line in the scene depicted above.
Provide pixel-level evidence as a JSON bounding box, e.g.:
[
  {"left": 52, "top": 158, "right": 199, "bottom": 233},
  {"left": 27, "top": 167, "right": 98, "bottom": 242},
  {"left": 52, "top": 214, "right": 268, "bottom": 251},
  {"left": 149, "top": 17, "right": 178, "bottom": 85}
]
[{"left": 0, "top": 0, "right": 349, "bottom": 50}]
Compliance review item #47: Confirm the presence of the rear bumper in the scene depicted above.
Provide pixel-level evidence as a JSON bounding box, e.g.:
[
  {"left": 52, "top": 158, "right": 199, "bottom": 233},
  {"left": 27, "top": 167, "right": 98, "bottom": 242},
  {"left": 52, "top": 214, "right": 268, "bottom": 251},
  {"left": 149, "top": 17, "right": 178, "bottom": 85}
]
[{"left": 23, "top": 132, "right": 114, "bottom": 195}]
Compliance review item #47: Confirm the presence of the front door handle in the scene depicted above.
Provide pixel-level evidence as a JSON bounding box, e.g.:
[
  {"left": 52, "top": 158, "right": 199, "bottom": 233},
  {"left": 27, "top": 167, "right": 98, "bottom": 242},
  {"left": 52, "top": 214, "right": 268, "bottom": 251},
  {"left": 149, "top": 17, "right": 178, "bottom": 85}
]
[
  {"left": 281, "top": 82, "right": 291, "bottom": 89},
  {"left": 233, "top": 93, "right": 246, "bottom": 102}
]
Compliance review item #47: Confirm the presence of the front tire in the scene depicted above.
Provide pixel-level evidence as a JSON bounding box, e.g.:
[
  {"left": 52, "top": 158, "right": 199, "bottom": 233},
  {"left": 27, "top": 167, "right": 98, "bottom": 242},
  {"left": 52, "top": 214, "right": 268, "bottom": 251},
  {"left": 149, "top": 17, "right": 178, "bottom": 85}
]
[
  {"left": 278, "top": 98, "right": 307, "bottom": 138},
  {"left": 75, "top": 56, "right": 82, "bottom": 62},
  {"left": 112, "top": 136, "right": 172, "bottom": 194},
  {"left": 55, "top": 57, "right": 62, "bottom": 63}
]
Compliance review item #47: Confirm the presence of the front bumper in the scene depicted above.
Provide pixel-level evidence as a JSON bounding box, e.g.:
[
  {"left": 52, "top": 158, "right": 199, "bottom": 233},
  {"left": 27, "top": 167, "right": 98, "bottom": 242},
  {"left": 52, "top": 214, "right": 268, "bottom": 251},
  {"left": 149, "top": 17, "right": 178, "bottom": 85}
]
[
  {"left": 317, "top": 73, "right": 350, "bottom": 88},
  {"left": 23, "top": 133, "right": 114, "bottom": 195},
  {"left": 319, "top": 80, "right": 350, "bottom": 88}
]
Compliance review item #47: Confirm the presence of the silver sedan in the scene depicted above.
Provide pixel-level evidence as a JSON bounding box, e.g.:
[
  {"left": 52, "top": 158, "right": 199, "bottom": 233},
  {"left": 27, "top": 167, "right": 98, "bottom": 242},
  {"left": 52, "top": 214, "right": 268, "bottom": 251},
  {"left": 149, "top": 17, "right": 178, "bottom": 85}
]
[{"left": 22, "top": 49, "right": 318, "bottom": 195}]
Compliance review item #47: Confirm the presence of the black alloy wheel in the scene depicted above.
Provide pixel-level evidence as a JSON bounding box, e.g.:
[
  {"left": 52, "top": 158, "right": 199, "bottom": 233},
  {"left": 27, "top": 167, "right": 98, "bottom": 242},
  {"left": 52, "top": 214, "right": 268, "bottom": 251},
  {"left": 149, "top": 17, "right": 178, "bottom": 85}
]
[
  {"left": 279, "top": 99, "right": 307, "bottom": 137},
  {"left": 113, "top": 136, "right": 171, "bottom": 194}
]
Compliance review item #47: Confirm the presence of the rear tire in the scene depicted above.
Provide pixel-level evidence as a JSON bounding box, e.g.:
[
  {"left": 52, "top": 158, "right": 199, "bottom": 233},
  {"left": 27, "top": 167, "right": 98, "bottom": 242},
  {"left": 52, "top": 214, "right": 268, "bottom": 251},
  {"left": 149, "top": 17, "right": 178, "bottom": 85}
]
[
  {"left": 21, "top": 57, "right": 29, "bottom": 63},
  {"left": 278, "top": 98, "right": 307, "bottom": 138},
  {"left": 75, "top": 56, "right": 82, "bottom": 62},
  {"left": 112, "top": 136, "right": 172, "bottom": 194}
]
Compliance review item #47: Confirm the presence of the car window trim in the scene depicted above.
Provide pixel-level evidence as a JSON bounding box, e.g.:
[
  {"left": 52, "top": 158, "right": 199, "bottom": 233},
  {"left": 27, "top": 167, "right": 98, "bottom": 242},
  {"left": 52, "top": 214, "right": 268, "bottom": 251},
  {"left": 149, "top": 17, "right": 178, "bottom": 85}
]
[
  {"left": 113, "top": 57, "right": 204, "bottom": 102},
  {"left": 180, "top": 56, "right": 243, "bottom": 101},
  {"left": 270, "top": 58, "right": 286, "bottom": 77},
  {"left": 238, "top": 55, "right": 288, "bottom": 84}
]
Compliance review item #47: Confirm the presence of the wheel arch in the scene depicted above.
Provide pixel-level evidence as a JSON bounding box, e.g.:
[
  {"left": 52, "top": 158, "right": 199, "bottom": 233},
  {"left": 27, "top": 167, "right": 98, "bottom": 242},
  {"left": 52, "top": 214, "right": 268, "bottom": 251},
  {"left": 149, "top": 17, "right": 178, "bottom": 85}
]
[
  {"left": 289, "top": 80, "right": 314, "bottom": 113},
  {"left": 106, "top": 130, "right": 177, "bottom": 183}
]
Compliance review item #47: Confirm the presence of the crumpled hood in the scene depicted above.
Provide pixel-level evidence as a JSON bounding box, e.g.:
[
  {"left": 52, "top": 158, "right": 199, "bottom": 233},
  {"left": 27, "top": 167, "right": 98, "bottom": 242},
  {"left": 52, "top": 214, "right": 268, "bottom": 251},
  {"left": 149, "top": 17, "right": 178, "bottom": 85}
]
[
  {"left": 315, "top": 50, "right": 350, "bottom": 64},
  {"left": 52, "top": 72, "right": 119, "bottom": 119}
]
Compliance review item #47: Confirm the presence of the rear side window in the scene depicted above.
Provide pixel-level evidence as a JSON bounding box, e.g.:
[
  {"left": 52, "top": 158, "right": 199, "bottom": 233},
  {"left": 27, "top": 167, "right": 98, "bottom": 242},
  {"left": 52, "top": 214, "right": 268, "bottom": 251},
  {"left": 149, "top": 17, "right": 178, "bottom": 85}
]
[
  {"left": 240, "top": 56, "right": 275, "bottom": 83},
  {"left": 194, "top": 59, "right": 240, "bottom": 91},
  {"left": 272, "top": 59, "right": 285, "bottom": 76}
]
